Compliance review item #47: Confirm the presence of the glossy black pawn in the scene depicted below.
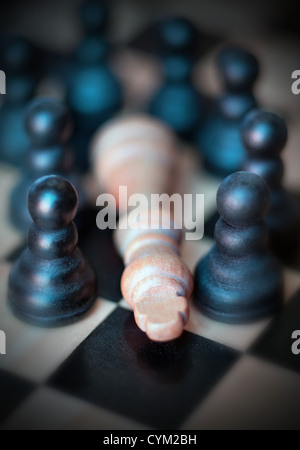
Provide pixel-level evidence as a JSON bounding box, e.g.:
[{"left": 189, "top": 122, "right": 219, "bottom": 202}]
[
  {"left": 194, "top": 171, "right": 284, "bottom": 323},
  {"left": 10, "top": 98, "right": 89, "bottom": 234},
  {"left": 196, "top": 45, "right": 259, "bottom": 176},
  {"left": 8, "top": 175, "right": 96, "bottom": 326},
  {"left": 242, "top": 109, "right": 300, "bottom": 259}
]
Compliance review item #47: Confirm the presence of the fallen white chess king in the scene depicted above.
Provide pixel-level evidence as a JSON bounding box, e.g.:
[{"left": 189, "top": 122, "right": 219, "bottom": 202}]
[{"left": 91, "top": 114, "right": 194, "bottom": 342}]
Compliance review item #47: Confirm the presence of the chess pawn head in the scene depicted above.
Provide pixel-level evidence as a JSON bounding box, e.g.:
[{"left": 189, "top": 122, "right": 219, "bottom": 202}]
[
  {"left": 158, "top": 16, "right": 197, "bottom": 56},
  {"left": 217, "top": 45, "right": 259, "bottom": 92},
  {"left": 215, "top": 171, "right": 270, "bottom": 257},
  {"left": 241, "top": 109, "right": 288, "bottom": 179},
  {"left": 1, "top": 36, "right": 34, "bottom": 73},
  {"left": 242, "top": 109, "right": 288, "bottom": 158},
  {"left": 241, "top": 109, "right": 288, "bottom": 185},
  {"left": 217, "top": 171, "right": 271, "bottom": 228},
  {"left": 241, "top": 109, "right": 300, "bottom": 258},
  {"left": 28, "top": 174, "right": 78, "bottom": 231},
  {"left": 80, "top": 0, "right": 109, "bottom": 34},
  {"left": 25, "top": 98, "right": 73, "bottom": 147}
]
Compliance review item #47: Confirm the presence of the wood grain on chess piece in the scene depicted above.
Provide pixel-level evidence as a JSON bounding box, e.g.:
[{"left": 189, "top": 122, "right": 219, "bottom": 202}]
[
  {"left": 115, "top": 210, "right": 193, "bottom": 342},
  {"left": 92, "top": 115, "right": 193, "bottom": 341}
]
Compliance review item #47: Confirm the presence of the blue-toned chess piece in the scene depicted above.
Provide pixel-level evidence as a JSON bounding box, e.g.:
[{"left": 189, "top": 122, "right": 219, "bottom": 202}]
[
  {"left": 10, "top": 98, "right": 89, "bottom": 234},
  {"left": 68, "top": 35, "right": 122, "bottom": 132},
  {"left": 0, "top": 37, "right": 36, "bottom": 166},
  {"left": 80, "top": 0, "right": 109, "bottom": 35},
  {"left": 67, "top": 34, "right": 123, "bottom": 171},
  {"left": 45, "top": 1, "right": 118, "bottom": 172},
  {"left": 194, "top": 171, "right": 284, "bottom": 322},
  {"left": 149, "top": 54, "right": 204, "bottom": 140},
  {"left": 157, "top": 16, "right": 198, "bottom": 57},
  {"left": 242, "top": 109, "right": 300, "bottom": 259},
  {"left": 196, "top": 45, "right": 259, "bottom": 176},
  {"left": 8, "top": 175, "right": 96, "bottom": 326},
  {"left": 149, "top": 17, "right": 204, "bottom": 141},
  {"left": 51, "top": 0, "right": 110, "bottom": 87}
]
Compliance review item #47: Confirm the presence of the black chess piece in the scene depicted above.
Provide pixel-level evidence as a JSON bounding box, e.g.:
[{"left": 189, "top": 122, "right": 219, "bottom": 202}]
[
  {"left": 80, "top": 0, "right": 109, "bottom": 35},
  {"left": 10, "top": 98, "right": 89, "bottom": 234},
  {"left": 67, "top": 34, "right": 122, "bottom": 132},
  {"left": 8, "top": 175, "right": 97, "bottom": 326},
  {"left": 0, "top": 36, "right": 36, "bottom": 166},
  {"left": 217, "top": 45, "right": 259, "bottom": 94},
  {"left": 129, "top": 12, "right": 220, "bottom": 58},
  {"left": 196, "top": 45, "right": 259, "bottom": 176},
  {"left": 194, "top": 171, "right": 284, "bottom": 323},
  {"left": 67, "top": 34, "right": 123, "bottom": 172},
  {"left": 149, "top": 54, "right": 204, "bottom": 141},
  {"left": 44, "top": 1, "right": 115, "bottom": 170},
  {"left": 50, "top": 0, "right": 121, "bottom": 172},
  {"left": 241, "top": 109, "right": 300, "bottom": 259},
  {"left": 148, "top": 17, "right": 204, "bottom": 141},
  {"left": 157, "top": 16, "right": 198, "bottom": 57}
]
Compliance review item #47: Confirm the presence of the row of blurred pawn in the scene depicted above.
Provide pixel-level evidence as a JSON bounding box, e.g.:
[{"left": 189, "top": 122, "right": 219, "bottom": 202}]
[
  {"left": 1, "top": 1, "right": 300, "bottom": 263},
  {"left": 0, "top": 0, "right": 264, "bottom": 173},
  {"left": 10, "top": 95, "right": 300, "bottom": 255},
  {"left": 0, "top": 0, "right": 123, "bottom": 172}
]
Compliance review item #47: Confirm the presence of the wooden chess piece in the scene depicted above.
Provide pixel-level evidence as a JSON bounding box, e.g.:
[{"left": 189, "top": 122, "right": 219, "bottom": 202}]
[
  {"left": 8, "top": 175, "right": 96, "bottom": 326},
  {"left": 92, "top": 115, "right": 193, "bottom": 341}
]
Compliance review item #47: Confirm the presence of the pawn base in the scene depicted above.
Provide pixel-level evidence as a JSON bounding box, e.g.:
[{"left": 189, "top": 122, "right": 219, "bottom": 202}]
[
  {"left": 8, "top": 295, "right": 96, "bottom": 327},
  {"left": 194, "top": 249, "right": 284, "bottom": 324},
  {"left": 8, "top": 248, "right": 97, "bottom": 327},
  {"left": 196, "top": 298, "right": 282, "bottom": 324}
]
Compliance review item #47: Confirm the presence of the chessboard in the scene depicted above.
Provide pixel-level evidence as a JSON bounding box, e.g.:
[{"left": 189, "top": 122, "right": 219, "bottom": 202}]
[
  {"left": 1, "top": 145, "right": 300, "bottom": 430},
  {"left": 1, "top": 0, "right": 300, "bottom": 431}
]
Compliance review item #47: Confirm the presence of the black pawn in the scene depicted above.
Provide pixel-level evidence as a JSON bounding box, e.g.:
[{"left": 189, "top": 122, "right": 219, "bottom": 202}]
[
  {"left": 10, "top": 98, "right": 89, "bottom": 234},
  {"left": 149, "top": 54, "right": 204, "bottom": 141},
  {"left": 0, "top": 37, "right": 36, "bottom": 166},
  {"left": 241, "top": 109, "right": 300, "bottom": 259},
  {"left": 157, "top": 16, "right": 198, "bottom": 57},
  {"left": 8, "top": 175, "right": 96, "bottom": 326},
  {"left": 80, "top": 0, "right": 109, "bottom": 35},
  {"left": 149, "top": 17, "right": 204, "bottom": 141},
  {"left": 196, "top": 45, "right": 259, "bottom": 176},
  {"left": 194, "top": 171, "right": 283, "bottom": 323},
  {"left": 217, "top": 45, "right": 259, "bottom": 94},
  {"left": 67, "top": 34, "right": 123, "bottom": 172},
  {"left": 47, "top": 0, "right": 110, "bottom": 102}
]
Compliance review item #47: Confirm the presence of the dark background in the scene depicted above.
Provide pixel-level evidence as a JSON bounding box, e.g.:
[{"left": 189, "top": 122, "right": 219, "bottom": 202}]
[{"left": 0, "top": 0, "right": 299, "bottom": 53}]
